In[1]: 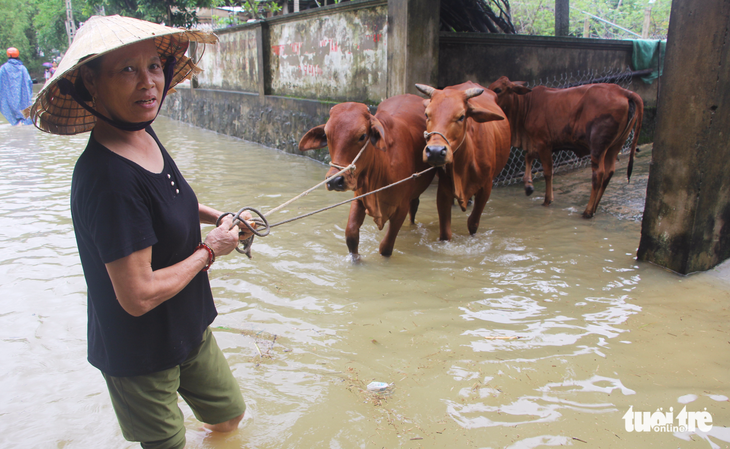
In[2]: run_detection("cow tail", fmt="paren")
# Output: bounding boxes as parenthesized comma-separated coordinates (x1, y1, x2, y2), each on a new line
(625, 91, 644, 183)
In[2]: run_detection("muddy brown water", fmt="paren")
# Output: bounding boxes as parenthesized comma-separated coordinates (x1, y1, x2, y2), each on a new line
(0, 115, 728, 449)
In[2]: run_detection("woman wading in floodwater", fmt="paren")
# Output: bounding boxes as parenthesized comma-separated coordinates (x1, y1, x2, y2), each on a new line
(28, 15, 254, 449)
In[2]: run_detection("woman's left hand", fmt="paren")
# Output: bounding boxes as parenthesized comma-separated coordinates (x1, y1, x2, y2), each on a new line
(204, 215, 241, 257)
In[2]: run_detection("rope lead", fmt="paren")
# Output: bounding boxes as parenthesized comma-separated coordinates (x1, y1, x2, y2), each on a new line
(217, 148, 436, 259)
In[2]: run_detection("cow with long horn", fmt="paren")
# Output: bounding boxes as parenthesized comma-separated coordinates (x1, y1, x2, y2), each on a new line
(415, 81, 511, 241)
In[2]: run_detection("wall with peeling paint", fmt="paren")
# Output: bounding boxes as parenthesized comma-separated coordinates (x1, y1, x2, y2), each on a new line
(164, 0, 660, 154)
(268, 5, 387, 103)
(197, 26, 260, 92)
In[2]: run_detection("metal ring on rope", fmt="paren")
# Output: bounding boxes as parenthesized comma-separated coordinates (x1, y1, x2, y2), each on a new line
(424, 130, 451, 147)
(216, 207, 270, 258)
(213, 137, 430, 259)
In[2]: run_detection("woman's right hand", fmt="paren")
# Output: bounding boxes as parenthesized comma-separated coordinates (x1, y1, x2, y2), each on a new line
(204, 215, 240, 257)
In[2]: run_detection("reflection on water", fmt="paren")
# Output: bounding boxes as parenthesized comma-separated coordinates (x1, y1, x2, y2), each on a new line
(0, 116, 728, 449)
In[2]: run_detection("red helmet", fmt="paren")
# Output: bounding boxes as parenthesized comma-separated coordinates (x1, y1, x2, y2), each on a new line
(6, 47, 19, 58)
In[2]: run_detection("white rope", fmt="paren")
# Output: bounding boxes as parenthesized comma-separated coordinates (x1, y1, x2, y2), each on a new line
(263, 138, 370, 218)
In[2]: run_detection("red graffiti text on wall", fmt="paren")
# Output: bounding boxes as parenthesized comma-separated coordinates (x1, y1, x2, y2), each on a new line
(290, 42, 303, 54)
(300, 64, 323, 77)
(319, 38, 339, 52)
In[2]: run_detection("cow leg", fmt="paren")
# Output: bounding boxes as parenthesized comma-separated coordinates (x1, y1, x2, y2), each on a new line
(584, 147, 619, 218)
(524, 152, 535, 196)
(436, 175, 453, 241)
(345, 200, 367, 256)
(467, 185, 491, 235)
(409, 197, 419, 224)
(380, 206, 409, 256)
(542, 151, 554, 206)
(584, 122, 621, 218)
(583, 158, 605, 219)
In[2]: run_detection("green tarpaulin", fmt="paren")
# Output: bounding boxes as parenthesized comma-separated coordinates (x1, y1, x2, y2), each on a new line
(631, 39, 666, 84)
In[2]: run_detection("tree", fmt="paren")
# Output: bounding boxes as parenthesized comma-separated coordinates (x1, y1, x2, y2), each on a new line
(0, 0, 42, 77)
(510, 0, 671, 39)
(84, 0, 215, 28)
(34, 0, 91, 58)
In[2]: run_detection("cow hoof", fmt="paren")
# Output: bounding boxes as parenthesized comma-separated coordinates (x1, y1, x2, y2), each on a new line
(525, 186, 534, 196)
(582, 212, 594, 219)
(542, 200, 552, 207)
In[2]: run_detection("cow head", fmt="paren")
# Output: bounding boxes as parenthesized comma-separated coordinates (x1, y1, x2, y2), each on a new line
(487, 76, 531, 110)
(298, 102, 386, 192)
(415, 83, 504, 167)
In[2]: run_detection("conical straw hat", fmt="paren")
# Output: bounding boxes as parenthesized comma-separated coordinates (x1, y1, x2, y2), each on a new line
(27, 15, 218, 135)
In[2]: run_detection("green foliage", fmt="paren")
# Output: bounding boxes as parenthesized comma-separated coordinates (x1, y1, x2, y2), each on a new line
(511, 0, 672, 39)
(2, 0, 222, 79)
(211, 14, 243, 27)
(83, 0, 213, 28)
(211, 0, 282, 23)
(34, 0, 91, 60)
(1, 0, 95, 79)
(0, 0, 42, 77)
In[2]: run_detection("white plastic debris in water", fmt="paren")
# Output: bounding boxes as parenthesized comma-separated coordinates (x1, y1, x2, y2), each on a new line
(366, 381, 389, 391)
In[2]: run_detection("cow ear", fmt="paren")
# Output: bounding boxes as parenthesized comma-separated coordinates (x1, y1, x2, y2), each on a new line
(467, 107, 505, 123)
(298, 125, 327, 151)
(511, 83, 531, 95)
(369, 116, 387, 152)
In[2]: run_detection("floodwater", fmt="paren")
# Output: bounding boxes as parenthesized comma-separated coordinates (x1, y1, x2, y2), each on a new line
(0, 114, 728, 449)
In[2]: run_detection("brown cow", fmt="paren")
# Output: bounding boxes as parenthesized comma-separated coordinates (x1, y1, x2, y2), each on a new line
(415, 81, 511, 241)
(298, 94, 436, 257)
(487, 76, 644, 218)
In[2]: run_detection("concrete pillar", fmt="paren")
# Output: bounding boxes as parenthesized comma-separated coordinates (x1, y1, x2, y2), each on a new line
(255, 22, 270, 100)
(386, 0, 440, 96)
(637, 0, 730, 274)
(555, 0, 570, 36)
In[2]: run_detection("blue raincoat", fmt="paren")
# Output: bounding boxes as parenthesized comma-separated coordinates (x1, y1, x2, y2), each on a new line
(0, 58, 33, 125)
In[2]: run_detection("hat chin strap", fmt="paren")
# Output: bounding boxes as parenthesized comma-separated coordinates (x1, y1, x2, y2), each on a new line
(57, 57, 176, 132)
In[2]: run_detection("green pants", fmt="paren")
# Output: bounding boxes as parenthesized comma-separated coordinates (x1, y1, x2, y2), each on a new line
(103, 327, 246, 449)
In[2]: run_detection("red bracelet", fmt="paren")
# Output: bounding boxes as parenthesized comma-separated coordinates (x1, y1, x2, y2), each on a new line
(196, 242, 215, 271)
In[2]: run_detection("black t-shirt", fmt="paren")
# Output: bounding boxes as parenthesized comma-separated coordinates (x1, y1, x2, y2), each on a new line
(71, 127, 217, 377)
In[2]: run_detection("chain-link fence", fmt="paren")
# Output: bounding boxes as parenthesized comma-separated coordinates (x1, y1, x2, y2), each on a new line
(492, 67, 636, 188)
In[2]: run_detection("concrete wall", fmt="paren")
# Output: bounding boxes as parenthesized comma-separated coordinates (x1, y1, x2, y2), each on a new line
(162, 0, 661, 154)
(164, 88, 334, 162)
(437, 33, 660, 143)
(268, 3, 388, 103)
(197, 27, 260, 92)
(387, 0, 440, 96)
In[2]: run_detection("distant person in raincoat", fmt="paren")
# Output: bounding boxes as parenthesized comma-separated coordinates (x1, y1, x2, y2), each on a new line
(0, 47, 34, 125)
